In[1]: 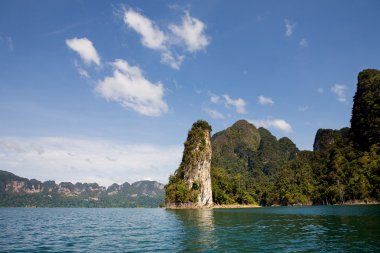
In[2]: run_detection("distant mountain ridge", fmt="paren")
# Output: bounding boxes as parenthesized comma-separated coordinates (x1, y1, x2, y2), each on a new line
(0, 170, 164, 207)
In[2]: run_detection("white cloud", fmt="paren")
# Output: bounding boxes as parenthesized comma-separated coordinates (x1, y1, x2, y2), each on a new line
(74, 60, 89, 78)
(124, 8, 166, 50)
(123, 8, 184, 69)
(284, 19, 295, 37)
(169, 11, 210, 52)
(96, 59, 168, 116)
(331, 84, 348, 103)
(223, 94, 247, 114)
(317, 88, 324, 94)
(66, 37, 101, 66)
(258, 95, 274, 105)
(0, 137, 182, 186)
(78, 68, 89, 78)
(250, 119, 293, 133)
(299, 38, 308, 47)
(203, 108, 225, 119)
(160, 50, 185, 70)
(210, 94, 220, 104)
(123, 9, 209, 69)
(208, 93, 247, 114)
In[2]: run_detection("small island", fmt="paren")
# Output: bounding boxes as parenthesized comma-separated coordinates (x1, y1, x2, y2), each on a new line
(165, 120, 214, 208)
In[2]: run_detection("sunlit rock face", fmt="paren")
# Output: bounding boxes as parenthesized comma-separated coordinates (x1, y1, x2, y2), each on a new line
(165, 120, 213, 208)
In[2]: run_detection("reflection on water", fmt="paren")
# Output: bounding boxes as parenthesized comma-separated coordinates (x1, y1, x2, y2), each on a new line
(167, 209, 216, 252)
(168, 206, 380, 252)
(0, 206, 379, 252)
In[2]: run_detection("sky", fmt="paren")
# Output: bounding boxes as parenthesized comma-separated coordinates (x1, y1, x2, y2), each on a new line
(1, 0, 380, 186)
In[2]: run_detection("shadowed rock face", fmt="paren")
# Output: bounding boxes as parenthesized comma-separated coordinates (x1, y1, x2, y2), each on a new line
(313, 128, 350, 152)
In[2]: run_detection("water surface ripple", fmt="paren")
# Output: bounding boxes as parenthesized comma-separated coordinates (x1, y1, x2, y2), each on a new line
(1, 205, 379, 252)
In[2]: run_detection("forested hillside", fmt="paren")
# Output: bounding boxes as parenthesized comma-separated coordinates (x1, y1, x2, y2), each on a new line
(211, 69, 380, 206)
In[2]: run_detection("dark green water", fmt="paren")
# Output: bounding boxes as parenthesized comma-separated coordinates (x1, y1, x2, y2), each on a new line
(1, 205, 379, 252)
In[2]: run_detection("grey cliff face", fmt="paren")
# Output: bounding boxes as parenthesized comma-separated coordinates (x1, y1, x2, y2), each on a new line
(183, 129, 213, 207)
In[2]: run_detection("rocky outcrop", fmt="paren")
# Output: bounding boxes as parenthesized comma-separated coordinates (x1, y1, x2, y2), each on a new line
(313, 128, 350, 152)
(165, 120, 213, 208)
(183, 125, 213, 207)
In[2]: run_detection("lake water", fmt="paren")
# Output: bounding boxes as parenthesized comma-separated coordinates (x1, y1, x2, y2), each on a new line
(1, 205, 379, 252)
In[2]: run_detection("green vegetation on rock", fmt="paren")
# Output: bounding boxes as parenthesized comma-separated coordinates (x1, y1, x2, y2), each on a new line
(210, 120, 299, 205)
(165, 176, 198, 204)
(165, 120, 213, 207)
(351, 69, 380, 151)
(211, 69, 380, 206)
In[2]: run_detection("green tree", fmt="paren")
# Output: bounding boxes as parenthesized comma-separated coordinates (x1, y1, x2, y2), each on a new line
(351, 69, 380, 151)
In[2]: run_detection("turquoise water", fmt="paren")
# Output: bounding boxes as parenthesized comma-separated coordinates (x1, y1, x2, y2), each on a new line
(1, 206, 379, 252)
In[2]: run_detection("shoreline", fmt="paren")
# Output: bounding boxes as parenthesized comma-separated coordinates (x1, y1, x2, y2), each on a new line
(165, 200, 380, 210)
(335, 200, 380, 205)
(165, 203, 261, 210)
(212, 204, 260, 209)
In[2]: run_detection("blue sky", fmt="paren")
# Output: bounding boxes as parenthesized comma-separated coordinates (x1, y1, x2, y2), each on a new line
(1, 0, 379, 185)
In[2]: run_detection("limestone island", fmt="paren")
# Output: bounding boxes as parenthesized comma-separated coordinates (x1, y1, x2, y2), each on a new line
(165, 120, 259, 209)
(165, 120, 214, 208)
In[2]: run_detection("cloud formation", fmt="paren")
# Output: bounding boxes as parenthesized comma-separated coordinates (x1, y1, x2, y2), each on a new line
(124, 9, 166, 50)
(258, 95, 274, 105)
(331, 84, 348, 103)
(66, 37, 101, 66)
(74, 60, 89, 78)
(284, 19, 295, 37)
(160, 50, 185, 70)
(123, 8, 209, 69)
(250, 119, 293, 133)
(169, 11, 210, 52)
(0, 137, 182, 186)
(223, 94, 247, 114)
(96, 59, 168, 116)
(208, 93, 247, 115)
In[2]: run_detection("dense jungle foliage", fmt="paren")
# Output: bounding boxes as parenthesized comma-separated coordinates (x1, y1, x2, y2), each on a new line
(211, 69, 380, 206)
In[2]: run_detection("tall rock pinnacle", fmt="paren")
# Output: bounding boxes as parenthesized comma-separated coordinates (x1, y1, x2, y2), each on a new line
(165, 120, 213, 208)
